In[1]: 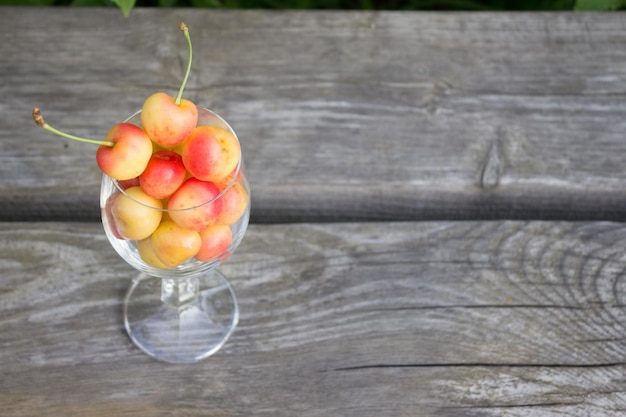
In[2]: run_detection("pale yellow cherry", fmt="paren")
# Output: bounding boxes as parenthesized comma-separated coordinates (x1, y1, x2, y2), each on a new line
(150, 220, 201, 268)
(111, 186, 163, 240)
(137, 238, 169, 268)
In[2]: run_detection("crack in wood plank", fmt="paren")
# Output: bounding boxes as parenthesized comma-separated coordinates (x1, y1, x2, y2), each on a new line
(479, 129, 505, 190)
(329, 362, 626, 372)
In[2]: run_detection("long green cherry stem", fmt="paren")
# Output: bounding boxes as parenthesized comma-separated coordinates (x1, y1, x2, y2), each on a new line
(175, 22, 193, 106)
(32, 108, 115, 147)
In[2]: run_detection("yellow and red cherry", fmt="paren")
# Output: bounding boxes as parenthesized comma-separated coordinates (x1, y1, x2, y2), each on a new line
(110, 186, 163, 240)
(139, 150, 187, 199)
(149, 220, 202, 268)
(216, 181, 248, 226)
(141, 93, 197, 147)
(182, 126, 241, 183)
(167, 178, 222, 231)
(97, 123, 154, 180)
(141, 23, 198, 147)
(32, 109, 152, 181)
(195, 224, 232, 262)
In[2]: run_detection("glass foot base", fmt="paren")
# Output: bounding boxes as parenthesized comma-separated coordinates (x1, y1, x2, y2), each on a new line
(123, 270, 239, 364)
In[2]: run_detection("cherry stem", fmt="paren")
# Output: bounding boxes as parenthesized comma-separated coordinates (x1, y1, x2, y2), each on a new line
(32, 108, 115, 148)
(175, 22, 193, 106)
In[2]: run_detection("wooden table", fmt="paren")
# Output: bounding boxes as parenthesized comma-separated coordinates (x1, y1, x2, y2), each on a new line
(2, 7, 626, 416)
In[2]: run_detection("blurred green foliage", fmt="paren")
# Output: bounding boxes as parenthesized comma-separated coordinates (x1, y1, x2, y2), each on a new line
(0, 0, 624, 10)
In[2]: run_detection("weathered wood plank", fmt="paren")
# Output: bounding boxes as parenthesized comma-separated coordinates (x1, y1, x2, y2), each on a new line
(2, 221, 626, 415)
(1, 9, 626, 221)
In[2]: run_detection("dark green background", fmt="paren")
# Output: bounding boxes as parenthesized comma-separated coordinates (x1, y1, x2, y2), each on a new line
(0, 0, 623, 11)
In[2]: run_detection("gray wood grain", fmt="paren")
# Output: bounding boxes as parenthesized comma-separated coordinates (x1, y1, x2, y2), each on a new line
(2, 221, 626, 416)
(2, 9, 626, 221)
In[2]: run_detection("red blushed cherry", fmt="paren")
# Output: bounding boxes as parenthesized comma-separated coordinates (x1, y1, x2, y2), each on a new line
(215, 181, 248, 226)
(195, 224, 232, 262)
(141, 93, 198, 147)
(182, 125, 241, 183)
(167, 178, 223, 231)
(32, 108, 152, 181)
(139, 150, 187, 199)
(95, 123, 153, 181)
(140, 23, 198, 148)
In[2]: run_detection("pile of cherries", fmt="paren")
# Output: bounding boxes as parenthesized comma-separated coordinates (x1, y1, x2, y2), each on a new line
(33, 23, 248, 268)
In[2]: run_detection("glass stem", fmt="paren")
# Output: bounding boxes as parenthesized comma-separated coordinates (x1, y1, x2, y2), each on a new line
(161, 277, 199, 308)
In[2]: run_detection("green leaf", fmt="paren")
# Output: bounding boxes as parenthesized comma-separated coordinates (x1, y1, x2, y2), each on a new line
(111, 0, 135, 16)
(574, 0, 626, 9)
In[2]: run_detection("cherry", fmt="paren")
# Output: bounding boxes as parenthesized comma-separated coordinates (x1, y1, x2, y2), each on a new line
(167, 178, 222, 231)
(141, 22, 198, 147)
(32, 108, 152, 181)
(139, 149, 187, 199)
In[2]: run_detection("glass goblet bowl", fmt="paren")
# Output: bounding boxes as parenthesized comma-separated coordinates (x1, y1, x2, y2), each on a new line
(100, 106, 250, 364)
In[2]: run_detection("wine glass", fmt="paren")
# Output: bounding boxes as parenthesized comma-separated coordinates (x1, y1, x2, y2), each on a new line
(100, 107, 250, 363)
